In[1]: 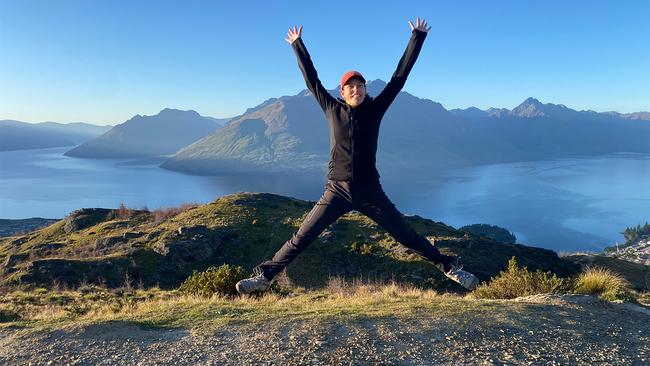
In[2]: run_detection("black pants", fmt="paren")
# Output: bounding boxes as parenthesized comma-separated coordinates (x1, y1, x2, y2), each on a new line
(257, 180, 453, 280)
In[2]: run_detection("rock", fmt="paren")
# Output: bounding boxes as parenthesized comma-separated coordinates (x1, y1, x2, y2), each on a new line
(177, 225, 210, 239)
(2, 253, 29, 269)
(18, 257, 132, 287)
(145, 230, 163, 241)
(63, 208, 113, 233)
(9, 237, 29, 246)
(32, 243, 64, 255)
(122, 232, 144, 240)
(153, 240, 216, 262)
(94, 236, 125, 252)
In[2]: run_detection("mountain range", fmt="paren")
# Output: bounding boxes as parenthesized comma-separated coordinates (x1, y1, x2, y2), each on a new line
(4, 82, 648, 178)
(160, 80, 650, 177)
(0, 120, 111, 151)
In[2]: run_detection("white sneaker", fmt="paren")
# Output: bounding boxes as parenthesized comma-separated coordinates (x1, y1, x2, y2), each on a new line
(236, 270, 271, 294)
(444, 263, 479, 291)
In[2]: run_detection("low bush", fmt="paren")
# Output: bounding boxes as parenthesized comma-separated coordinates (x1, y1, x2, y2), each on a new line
(573, 266, 634, 302)
(152, 203, 199, 224)
(108, 202, 137, 221)
(179, 264, 247, 297)
(473, 257, 567, 299)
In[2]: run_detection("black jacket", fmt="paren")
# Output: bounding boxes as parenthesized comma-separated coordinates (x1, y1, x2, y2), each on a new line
(291, 30, 427, 182)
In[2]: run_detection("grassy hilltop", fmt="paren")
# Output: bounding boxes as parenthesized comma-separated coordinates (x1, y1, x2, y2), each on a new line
(0, 192, 590, 293)
(1, 193, 649, 365)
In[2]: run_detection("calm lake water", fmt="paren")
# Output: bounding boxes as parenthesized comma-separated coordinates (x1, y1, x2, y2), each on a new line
(1, 147, 648, 253)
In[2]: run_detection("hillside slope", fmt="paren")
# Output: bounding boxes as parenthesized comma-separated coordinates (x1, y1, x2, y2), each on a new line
(0, 192, 583, 292)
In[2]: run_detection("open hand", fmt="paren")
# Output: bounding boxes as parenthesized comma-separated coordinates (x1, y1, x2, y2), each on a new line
(408, 17, 431, 32)
(285, 25, 303, 44)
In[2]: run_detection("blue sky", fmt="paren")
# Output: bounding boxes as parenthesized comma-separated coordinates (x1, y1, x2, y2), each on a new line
(1, 0, 649, 125)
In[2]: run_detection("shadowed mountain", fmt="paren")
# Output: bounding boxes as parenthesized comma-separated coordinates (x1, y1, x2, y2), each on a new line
(450, 99, 650, 161)
(64, 109, 223, 159)
(449, 107, 488, 120)
(0, 120, 111, 151)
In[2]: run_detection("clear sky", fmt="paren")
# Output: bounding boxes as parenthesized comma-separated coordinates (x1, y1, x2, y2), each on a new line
(1, 0, 649, 125)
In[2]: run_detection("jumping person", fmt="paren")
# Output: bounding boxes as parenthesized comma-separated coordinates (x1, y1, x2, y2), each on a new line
(236, 18, 478, 294)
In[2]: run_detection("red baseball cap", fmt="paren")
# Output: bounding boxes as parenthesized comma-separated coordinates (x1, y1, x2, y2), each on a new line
(340, 70, 366, 89)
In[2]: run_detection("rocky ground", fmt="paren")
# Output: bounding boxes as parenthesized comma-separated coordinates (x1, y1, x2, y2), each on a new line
(0, 295, 648, 366)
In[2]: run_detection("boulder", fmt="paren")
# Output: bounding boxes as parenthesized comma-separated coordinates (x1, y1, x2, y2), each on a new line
(32, 243, 64, 256)
(153, 240, 215, 262)
(18, 257, 132, 287)
(176, 225, 210, 239)
(2, 253, 29, 270)
(122, 231, 144, 240)
(63, 208, 112, 233)
(94, 236, 125, 252)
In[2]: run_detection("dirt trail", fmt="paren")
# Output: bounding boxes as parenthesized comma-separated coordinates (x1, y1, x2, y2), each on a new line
(1, 295, 648, 366)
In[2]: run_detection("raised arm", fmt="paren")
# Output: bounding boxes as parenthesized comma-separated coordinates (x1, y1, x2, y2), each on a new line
(286, 25, 336, 112)
(375, 18, 430, 112)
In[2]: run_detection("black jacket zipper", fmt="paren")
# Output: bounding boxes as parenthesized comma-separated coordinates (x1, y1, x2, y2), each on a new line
(349, 108, 354, 181)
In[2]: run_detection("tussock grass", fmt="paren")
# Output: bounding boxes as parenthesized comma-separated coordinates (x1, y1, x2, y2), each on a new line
(639, 292, 650, 306)
(472, 258, 643, 303)
(325, 276, 437, 300)
(573, 266, 634, 301)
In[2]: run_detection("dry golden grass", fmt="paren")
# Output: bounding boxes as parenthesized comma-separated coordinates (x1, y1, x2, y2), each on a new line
(1, 277, 490, 334)
(152, 203, 200, 224)
(573, 266, 632, 300)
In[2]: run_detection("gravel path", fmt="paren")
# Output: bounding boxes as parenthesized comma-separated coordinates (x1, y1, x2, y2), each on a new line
(1, 295, 648, 365)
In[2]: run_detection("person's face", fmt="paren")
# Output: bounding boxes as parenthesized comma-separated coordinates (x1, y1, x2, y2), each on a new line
(340, 77, 366, 107)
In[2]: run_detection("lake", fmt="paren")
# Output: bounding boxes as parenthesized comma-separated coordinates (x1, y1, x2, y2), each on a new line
(1, 147, 648, 253)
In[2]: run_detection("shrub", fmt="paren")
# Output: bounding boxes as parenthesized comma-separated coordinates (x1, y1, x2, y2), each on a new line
(108, 203, 136, 221)
(473, 257, 567, 299)
(573, 266, 633, 301)
(152, 203, 199, 224)
(179, 264, 247, 297)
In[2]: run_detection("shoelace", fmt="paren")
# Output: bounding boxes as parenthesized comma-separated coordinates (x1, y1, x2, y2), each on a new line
(447, 257, 464, 273)
(252, 266, 265, 277)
